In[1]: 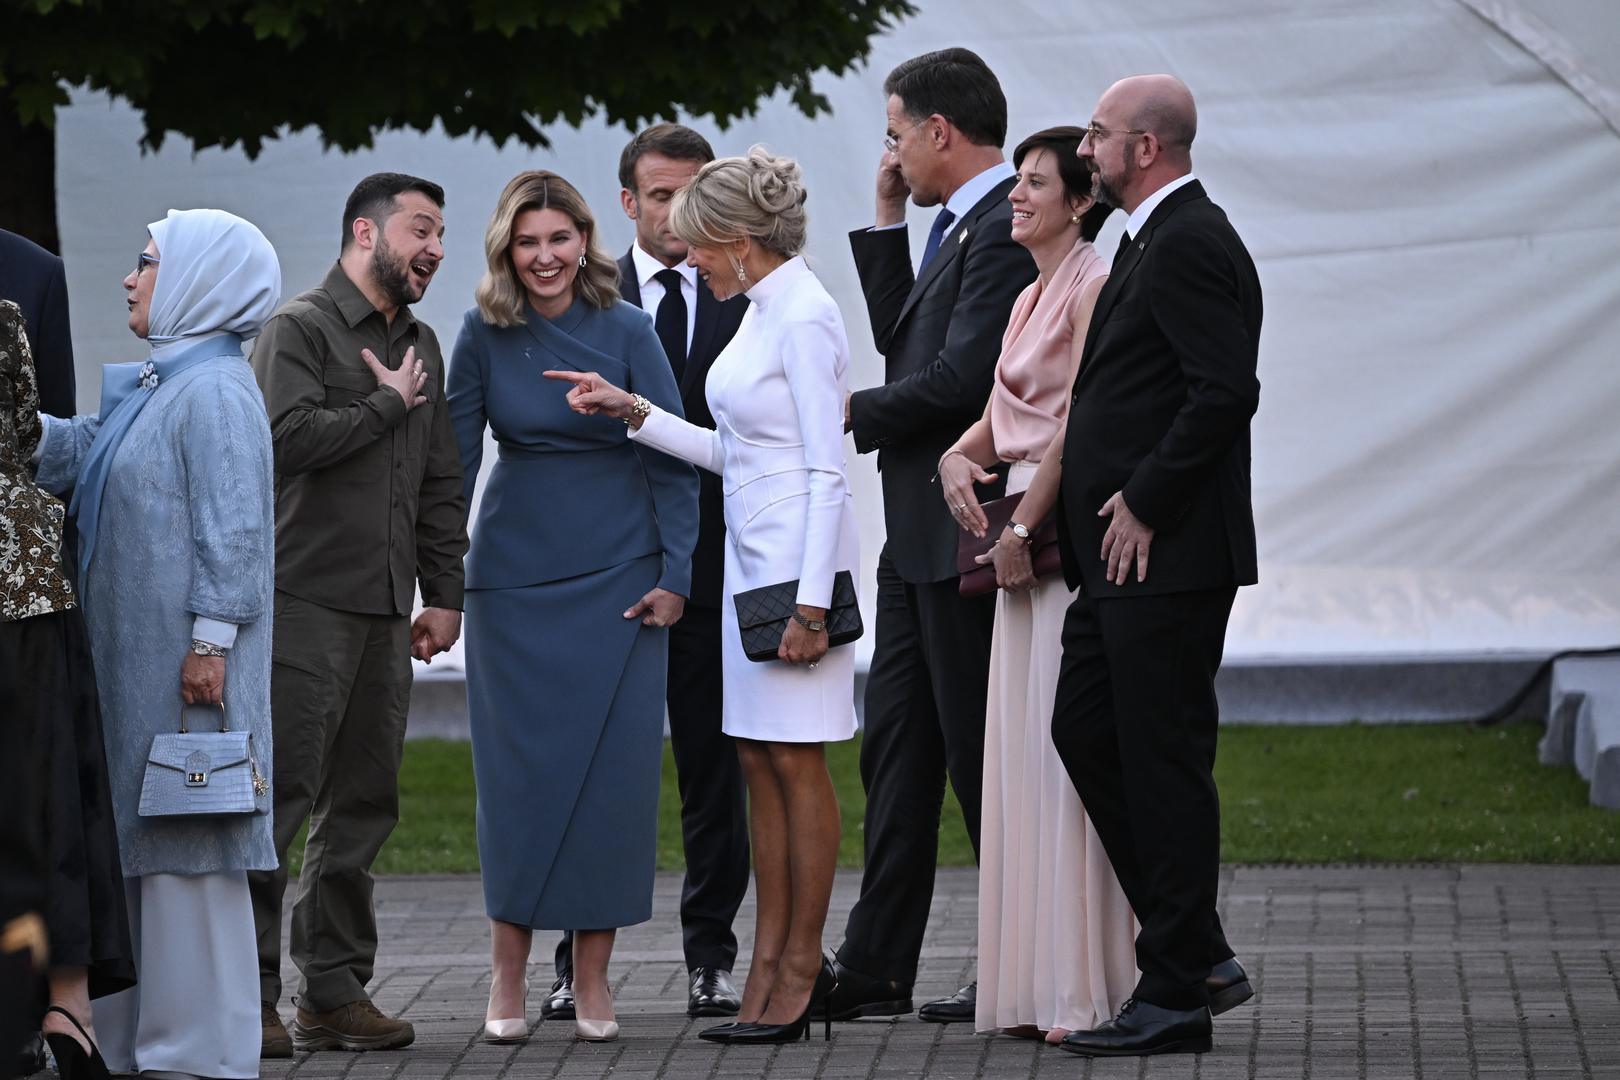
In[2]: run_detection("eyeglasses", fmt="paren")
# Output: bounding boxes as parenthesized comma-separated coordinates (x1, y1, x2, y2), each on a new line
(884, 116, 930, 153)
(135, 253, 160, 277)
(1081, 122, 1147, 144)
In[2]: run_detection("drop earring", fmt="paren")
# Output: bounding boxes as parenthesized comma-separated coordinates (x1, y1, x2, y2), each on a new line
(734, 260, 749, 285)
(578, 253, 587, 268)
(1070, 213, 1083, 224)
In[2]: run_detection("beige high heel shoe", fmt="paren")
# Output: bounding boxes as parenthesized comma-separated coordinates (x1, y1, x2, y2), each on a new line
(483, 976, 530, 1043)
(574, 1017, 619, 1042)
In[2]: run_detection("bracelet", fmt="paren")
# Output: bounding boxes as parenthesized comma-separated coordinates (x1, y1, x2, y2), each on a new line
(190, 639, 227, 658)
(622, 393, 652, 424)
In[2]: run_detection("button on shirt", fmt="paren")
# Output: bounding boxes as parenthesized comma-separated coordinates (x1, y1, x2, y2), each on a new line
(631, 242, 697, 351)
(251, 263, 468, 617)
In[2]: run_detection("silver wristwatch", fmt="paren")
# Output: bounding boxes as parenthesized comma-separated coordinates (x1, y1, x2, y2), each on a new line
(190, 639, 227, 658)
(1009, 522, 1034, 544)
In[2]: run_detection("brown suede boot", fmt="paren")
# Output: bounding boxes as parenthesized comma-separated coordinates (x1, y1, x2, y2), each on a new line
(290, 1000, 415, 1052)
(261, 1005, 293, 1059)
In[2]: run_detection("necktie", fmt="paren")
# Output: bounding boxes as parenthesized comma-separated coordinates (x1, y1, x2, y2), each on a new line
(652, 268, 687, 382)
(919, 207, 957, 274)
(1114, 230, 1133, 268)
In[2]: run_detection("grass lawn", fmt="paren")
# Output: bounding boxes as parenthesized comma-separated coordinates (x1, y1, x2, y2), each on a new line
(285, 722, 1618, 877)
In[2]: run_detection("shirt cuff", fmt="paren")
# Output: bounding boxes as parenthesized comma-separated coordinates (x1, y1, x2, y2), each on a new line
(31, 413, 52, 464)
(192, 617, 238, 649)
(869, 222, 907, 232)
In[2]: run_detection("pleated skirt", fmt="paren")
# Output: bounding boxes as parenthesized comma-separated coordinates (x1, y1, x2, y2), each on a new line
(465, 555, 667, 930)
(975, 461, 1139, 1034)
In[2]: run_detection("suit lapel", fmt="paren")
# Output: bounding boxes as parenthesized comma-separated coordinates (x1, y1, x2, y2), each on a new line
(684, 284, 722, 397)
(1075, 180, 1209, 386)
(617, 250, 642, 309)
(893, 177, 1016, 330)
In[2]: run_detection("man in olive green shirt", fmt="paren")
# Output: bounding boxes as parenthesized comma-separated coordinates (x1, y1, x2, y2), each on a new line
(248, 173, 467, 1056)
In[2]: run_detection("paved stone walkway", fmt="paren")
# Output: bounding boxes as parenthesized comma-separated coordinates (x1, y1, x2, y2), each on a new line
(262, 865, 1619, 1079)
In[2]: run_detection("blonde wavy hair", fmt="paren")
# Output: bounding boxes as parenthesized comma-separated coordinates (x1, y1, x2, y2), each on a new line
(669, 145, 808, 259)
(475, 170, 619, 326)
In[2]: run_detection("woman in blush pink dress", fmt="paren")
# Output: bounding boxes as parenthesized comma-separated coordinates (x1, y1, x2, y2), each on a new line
(937, 126, 1137, 1042)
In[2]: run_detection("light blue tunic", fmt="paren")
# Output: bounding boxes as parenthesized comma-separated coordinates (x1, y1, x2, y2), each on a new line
(37, 349, 276, 877)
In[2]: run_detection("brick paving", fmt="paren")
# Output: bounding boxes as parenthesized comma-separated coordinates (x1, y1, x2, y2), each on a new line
(262, 865, 1620, 1079)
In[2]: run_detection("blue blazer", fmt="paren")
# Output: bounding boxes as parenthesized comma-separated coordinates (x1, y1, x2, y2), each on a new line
(447, 298, 699, 596)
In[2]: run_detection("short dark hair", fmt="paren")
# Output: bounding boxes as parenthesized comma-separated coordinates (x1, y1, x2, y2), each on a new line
(1013, 127, 1113, 241)
(883, 47, 1008, 149)
(618, 124, 717, 193)
(341, 172, 445, 251)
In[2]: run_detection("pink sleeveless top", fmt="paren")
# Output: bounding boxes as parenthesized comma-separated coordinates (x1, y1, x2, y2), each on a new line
(989, 240, 1107, 463)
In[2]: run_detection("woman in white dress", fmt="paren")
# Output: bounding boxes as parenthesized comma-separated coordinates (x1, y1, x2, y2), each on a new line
(548, 146, 859, 1046)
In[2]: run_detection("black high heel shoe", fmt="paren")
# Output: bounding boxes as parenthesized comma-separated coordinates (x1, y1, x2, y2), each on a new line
(43, 1006, 111, 1080)
(726, 955, 838, 1045)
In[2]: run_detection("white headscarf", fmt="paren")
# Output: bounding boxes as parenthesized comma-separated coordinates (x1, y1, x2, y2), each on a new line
(145, 209, 282, 355)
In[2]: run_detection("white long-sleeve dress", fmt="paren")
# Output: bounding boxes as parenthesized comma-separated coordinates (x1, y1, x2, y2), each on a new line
(630, 255, 859, 743)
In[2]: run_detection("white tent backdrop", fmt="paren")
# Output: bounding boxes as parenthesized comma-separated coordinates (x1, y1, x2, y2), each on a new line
(51, 0, 1620, 665)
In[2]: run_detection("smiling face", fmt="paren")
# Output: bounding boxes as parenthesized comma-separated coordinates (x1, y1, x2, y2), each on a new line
(684, 240, 747, 302)
(1009, 148, 1089, 250)
(511, 207, 586, 318)
(369, 191, 445, 307)
(623, 152, 705, 267)
(123, 238, 159, 339)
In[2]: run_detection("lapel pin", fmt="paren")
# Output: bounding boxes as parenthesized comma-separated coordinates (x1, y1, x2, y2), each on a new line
(958, 228, 969, 244)
(1137, 240, 1145, 251)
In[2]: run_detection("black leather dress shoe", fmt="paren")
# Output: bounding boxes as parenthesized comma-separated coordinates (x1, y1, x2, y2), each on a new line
(1057, 998, 1212, 1057)
(688, 968, 742, 1017)
(1207, 957, 1254, 1016)
(16, 1031, 46, 1077)
(917, 981, 976, 1023)
(540, 974, 575, 1021)
(811, 960, 912, 1021)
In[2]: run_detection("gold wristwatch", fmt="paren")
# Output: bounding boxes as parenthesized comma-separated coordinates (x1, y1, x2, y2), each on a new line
(791, 611, 827, 633)
(1009, 522, 1034, 544)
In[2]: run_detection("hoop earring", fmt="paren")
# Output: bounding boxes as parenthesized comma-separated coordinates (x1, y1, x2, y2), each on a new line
(578, 254, 587, 268)
(733, 260, 749, 285)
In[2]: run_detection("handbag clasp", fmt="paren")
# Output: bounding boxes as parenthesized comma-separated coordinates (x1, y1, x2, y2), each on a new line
(184, 750, 210, 786)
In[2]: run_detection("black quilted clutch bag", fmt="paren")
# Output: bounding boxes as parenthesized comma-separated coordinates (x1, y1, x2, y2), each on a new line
(734, 570, 863, 663)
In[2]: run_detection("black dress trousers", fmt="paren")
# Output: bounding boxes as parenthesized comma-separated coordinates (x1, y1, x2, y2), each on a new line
(834, 552, 996, 985)
(1049, 586, 1238, 1010)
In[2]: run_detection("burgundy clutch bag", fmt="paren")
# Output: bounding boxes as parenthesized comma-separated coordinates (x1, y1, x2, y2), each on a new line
(955, 490, 1063, 598)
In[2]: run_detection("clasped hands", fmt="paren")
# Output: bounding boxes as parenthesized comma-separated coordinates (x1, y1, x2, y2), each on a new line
(940, 450, 1035, 593)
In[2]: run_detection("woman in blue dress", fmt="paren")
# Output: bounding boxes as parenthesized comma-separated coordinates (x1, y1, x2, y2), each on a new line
(447, 171, 699, 1045)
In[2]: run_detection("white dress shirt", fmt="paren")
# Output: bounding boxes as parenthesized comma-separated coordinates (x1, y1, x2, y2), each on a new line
(1124, 172, 1198, 239)
(631, 241, 698, 351)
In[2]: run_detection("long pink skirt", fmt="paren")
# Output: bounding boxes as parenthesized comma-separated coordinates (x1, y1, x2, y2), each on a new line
(975, 460, 1138, 1034)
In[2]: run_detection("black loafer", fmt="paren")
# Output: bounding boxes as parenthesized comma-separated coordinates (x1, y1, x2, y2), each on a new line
(917, 981, 976, 1023)
(540, 974, 575, 1021)
(812, 959, 912, 1020)
(688, 968, 742, 1017)
(1207, 957, 1254, 1016)
(1058, 998, 1212, 1057)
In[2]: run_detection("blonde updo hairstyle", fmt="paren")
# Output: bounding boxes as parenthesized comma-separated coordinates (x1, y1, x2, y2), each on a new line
(669, 145, 808, 261)
(475, 170, 620, 327)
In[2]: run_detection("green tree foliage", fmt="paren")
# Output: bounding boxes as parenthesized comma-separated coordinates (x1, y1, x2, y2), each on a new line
(0, 0, 915, 247)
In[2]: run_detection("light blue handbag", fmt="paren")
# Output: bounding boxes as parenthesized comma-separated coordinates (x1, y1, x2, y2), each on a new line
(137, 702, 269, 818)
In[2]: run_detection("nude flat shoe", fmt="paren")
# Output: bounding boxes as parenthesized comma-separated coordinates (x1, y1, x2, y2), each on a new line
(483, 1017, 530, 1043)
(574, 1017, 620, 1042)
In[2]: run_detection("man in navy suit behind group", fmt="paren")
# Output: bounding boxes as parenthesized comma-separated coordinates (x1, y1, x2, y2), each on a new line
(543, 123, 752, 1022)
(0, 227, 76, 417)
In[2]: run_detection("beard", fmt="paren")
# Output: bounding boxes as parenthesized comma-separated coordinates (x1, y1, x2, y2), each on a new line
(370, 234, 422, 308)
(1091, 142, 1135, 209)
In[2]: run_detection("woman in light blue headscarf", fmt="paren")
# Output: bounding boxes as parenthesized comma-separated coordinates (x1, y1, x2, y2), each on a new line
(35, 209, 281, 1080)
